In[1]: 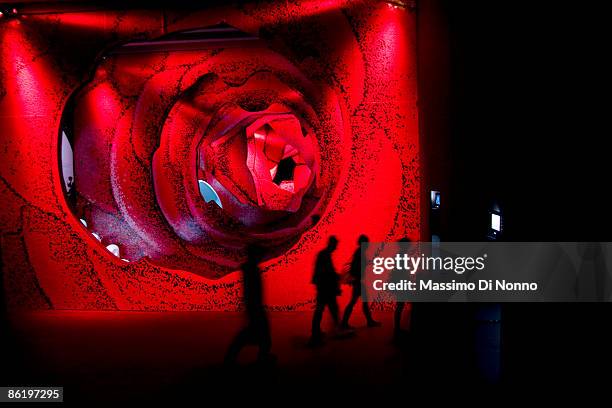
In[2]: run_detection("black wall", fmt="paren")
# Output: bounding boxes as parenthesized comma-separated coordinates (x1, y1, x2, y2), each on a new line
(418, 0, 611, 389)
(420, 0, 610, 242)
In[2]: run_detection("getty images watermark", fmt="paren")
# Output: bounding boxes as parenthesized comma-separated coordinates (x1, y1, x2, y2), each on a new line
(362, 242, 612, 302)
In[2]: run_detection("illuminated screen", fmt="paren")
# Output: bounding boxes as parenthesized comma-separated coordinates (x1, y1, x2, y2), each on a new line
(491, 213, 501, 232)
(430, 190, 440, 209)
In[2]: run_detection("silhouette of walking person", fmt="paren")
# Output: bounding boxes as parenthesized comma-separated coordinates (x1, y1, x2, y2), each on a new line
(393, 237, 413, 342)
(309, 236, 341, 346)
(66, 176, 76, 208)
(341, 235, 381, 329)
(224, 244, 274, 366)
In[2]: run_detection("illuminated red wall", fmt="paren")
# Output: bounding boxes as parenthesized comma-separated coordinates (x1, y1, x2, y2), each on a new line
(0, 1, 420, 311)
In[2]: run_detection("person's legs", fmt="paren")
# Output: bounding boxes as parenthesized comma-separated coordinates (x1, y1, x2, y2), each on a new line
(328, 297, 340, 326)
(311, 298, 325, 339)
(362, 302, 374, 322)
(394, 301, 406, 335)
(224, 327, 252, 364)
(341, 284, 359, 328)
(361, 283, 380, 326)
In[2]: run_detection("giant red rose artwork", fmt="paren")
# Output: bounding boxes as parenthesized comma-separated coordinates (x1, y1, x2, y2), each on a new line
(0, 0, 420, 311)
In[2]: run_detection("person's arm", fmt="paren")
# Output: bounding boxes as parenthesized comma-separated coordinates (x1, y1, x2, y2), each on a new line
(350, 249, 361, 278)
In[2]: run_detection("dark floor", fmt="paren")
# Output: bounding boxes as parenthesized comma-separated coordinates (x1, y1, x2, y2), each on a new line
(1, 308, 503, 402)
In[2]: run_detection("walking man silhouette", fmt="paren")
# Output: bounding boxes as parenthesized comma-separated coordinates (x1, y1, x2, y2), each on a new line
(309, 236, 341, 346)
(341, 235, 381, 329)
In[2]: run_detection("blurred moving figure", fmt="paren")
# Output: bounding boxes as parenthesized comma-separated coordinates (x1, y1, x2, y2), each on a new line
(224, 244, 274, 366)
